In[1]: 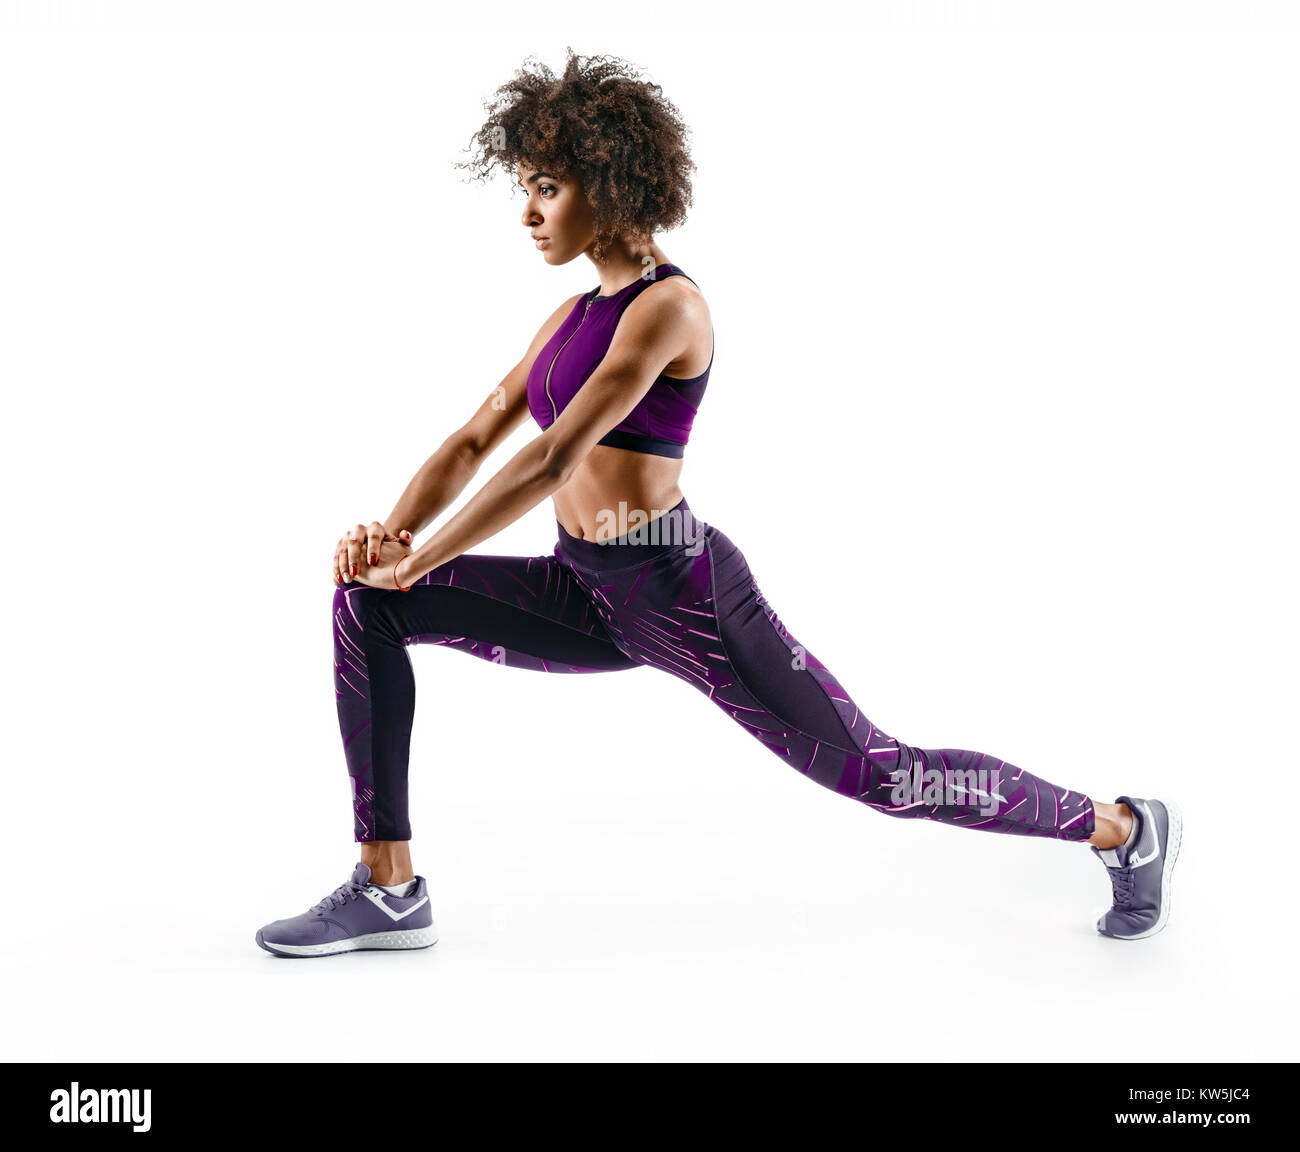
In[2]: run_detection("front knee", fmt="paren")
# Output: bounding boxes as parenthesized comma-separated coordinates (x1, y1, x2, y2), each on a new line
(332, 581, 391, 645)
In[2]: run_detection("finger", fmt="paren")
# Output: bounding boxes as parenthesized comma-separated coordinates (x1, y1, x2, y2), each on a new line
(367, 521, 385, 568)
(334, 537, 346, 584)
(346, 524, 366, 581)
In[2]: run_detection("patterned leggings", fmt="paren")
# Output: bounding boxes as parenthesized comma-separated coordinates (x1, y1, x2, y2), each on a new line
(332, 499, 1096, 844)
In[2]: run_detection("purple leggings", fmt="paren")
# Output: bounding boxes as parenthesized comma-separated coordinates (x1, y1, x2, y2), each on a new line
(332, 499, 1096, 844)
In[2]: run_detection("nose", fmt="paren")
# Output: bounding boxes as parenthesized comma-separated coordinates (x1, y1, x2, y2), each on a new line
(521, 198, 542, 230)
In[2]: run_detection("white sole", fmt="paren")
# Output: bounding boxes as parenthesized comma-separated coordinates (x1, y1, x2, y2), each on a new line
(260, 924, 438, 957)
(1100, 798, 1182, 940)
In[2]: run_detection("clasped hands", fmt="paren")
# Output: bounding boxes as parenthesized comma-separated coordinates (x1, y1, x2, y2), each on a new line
(333, 520, 415, 590)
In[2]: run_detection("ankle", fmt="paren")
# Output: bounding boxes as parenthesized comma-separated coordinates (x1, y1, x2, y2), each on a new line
(359, 839, 414, 887)
(1088, 802, 1134, 850)
(370, 870, 415, 887)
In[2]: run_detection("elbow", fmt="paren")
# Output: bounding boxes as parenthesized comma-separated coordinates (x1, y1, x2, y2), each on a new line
(443, 431, 485, 475)
(536, 436, 579, 488)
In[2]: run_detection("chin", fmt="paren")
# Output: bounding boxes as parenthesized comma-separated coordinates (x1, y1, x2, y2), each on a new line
(543, 246, 580, 267)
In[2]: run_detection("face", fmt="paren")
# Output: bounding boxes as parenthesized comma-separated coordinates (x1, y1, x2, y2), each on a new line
(517, 160, 597, 265)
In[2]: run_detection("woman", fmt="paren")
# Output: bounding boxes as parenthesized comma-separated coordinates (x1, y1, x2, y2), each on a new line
(255, 49, 1181, 957)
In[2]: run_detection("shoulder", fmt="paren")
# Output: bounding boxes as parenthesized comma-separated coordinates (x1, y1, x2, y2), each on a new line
(624, 272, 710, 331)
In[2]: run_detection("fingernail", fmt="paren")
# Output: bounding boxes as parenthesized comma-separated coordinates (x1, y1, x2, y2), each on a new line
(351, 564, 357, 576)
(369, 553, 376, 566)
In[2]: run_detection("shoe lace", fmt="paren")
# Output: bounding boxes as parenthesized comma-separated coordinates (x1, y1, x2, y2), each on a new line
(312, 878, 365, 913)
(1107, 865, 1135, 908)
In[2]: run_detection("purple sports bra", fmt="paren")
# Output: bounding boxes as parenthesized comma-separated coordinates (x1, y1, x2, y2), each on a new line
(525, 262, 713, 458)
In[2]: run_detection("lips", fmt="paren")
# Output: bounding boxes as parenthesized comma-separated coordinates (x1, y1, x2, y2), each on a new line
(533, 236, 549, 248)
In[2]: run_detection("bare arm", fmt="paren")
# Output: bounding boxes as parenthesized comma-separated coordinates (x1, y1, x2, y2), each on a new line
(385, 292, 589, 535)
(336, 293, 589, 582)
(383, 390, 522, 538)
(393, 282, 703, 586)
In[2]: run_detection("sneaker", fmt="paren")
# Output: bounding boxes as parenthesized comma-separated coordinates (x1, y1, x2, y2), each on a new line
(255, 861, 437, 957)
(1091, 795, 1183, 940)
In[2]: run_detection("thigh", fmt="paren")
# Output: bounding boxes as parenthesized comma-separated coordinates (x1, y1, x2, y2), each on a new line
(334, 549, 639, 673)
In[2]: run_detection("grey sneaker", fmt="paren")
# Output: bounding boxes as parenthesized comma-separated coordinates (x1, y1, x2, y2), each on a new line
(1091, 795, 1183, 940)
(256, 861, 437, 957)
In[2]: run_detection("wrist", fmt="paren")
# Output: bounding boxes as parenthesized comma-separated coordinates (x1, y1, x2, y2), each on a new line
(393, 553, 416, 591)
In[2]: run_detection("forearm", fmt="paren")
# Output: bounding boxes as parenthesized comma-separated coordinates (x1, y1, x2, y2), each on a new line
(386, 436, 482, 537)
(398, 437, 567, 584)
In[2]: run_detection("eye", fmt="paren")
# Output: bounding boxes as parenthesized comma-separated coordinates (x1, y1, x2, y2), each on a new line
(539, 183, 557, 197)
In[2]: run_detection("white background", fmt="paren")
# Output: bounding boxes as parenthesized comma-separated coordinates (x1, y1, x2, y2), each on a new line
(3, 0, 1295, 1062)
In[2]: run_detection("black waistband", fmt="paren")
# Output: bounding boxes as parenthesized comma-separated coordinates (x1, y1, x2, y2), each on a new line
(554, 497, 704, 568)
(597, 428, 687, 458)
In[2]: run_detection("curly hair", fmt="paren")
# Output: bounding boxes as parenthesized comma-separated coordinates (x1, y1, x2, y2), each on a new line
(455, 47, 695, 264)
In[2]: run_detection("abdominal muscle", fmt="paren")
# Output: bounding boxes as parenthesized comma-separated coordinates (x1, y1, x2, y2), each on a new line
(549, 445, 685, 541)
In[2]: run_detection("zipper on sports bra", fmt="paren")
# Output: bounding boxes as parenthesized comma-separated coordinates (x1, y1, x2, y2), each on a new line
(543, 296, 593, 422)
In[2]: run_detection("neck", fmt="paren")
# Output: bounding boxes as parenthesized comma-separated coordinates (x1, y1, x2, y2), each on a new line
(588, 241, 671, 296)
